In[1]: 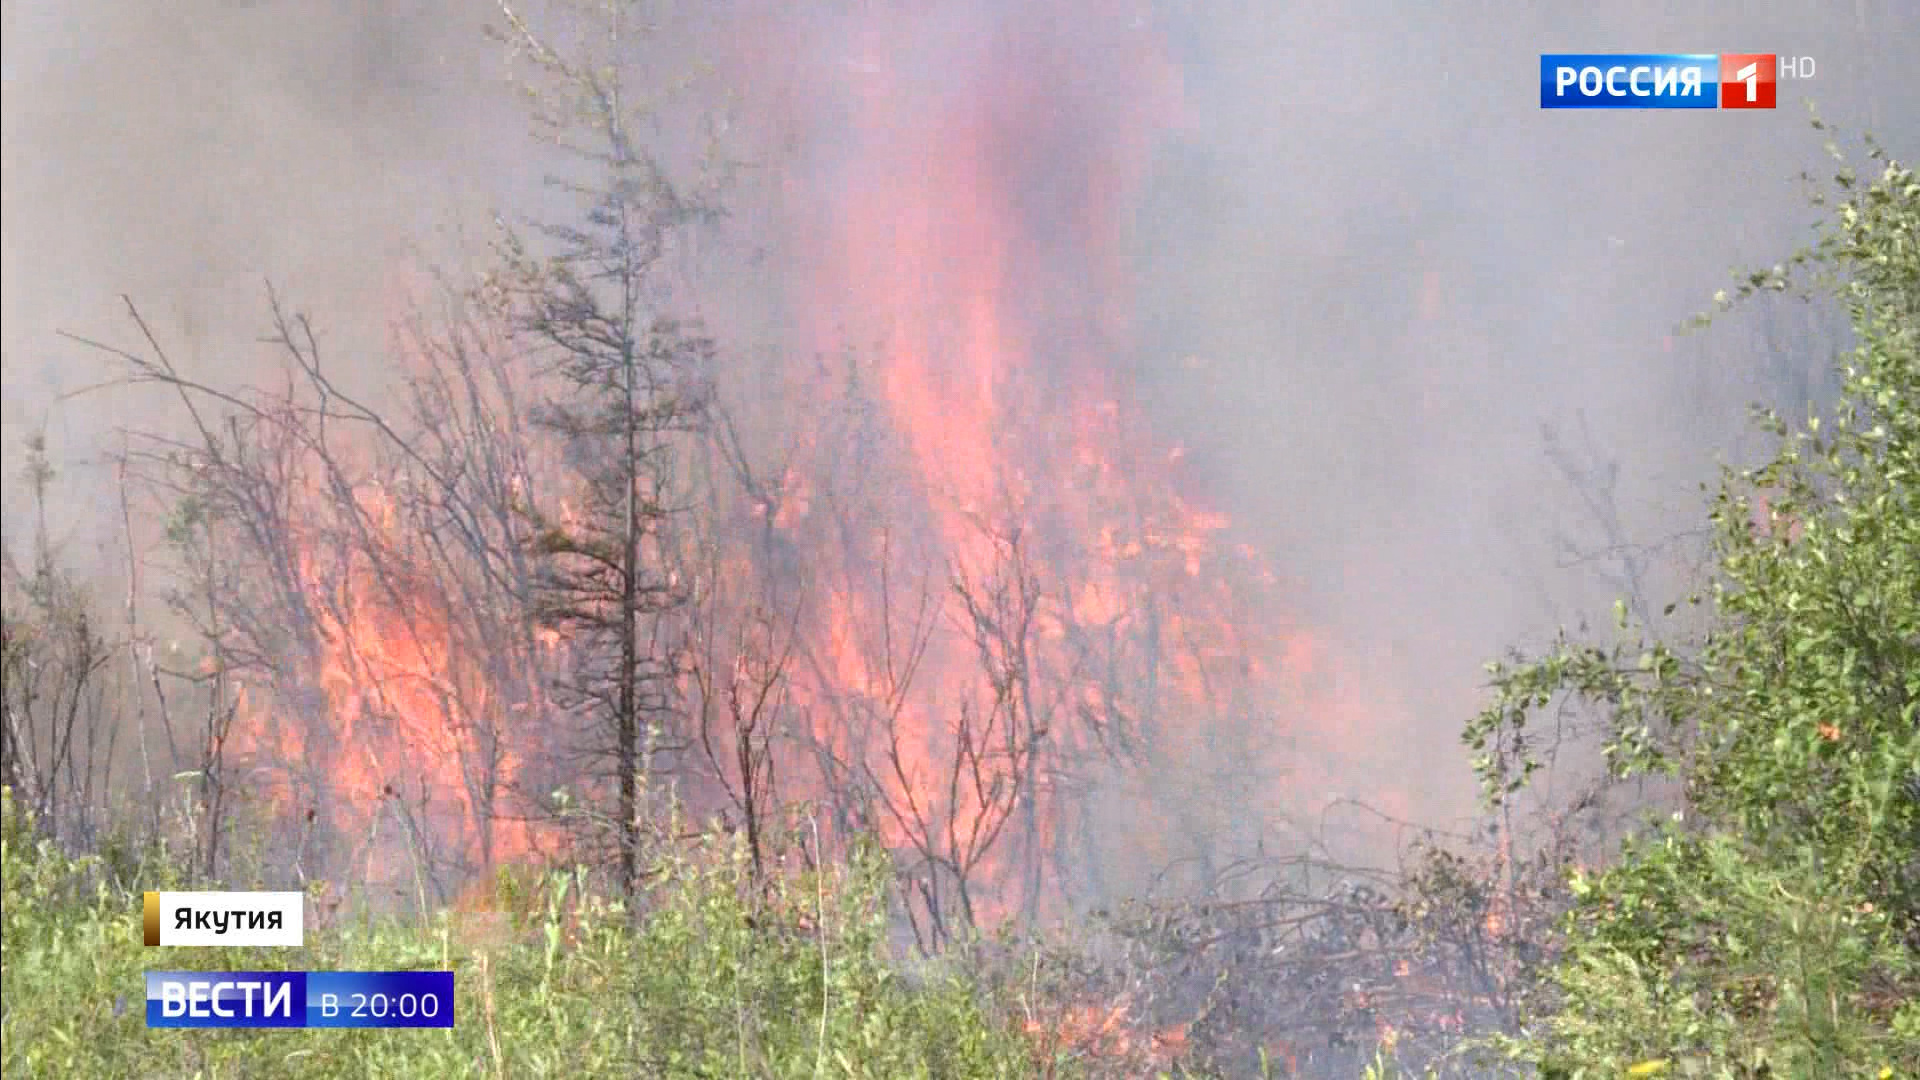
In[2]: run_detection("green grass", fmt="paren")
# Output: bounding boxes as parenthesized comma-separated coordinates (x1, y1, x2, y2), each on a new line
(1, 790, 1044, 1079)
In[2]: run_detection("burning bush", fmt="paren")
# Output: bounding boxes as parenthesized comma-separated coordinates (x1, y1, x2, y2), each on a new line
(56, 0, 1419, 950)
(949, 814, 1566, 1079)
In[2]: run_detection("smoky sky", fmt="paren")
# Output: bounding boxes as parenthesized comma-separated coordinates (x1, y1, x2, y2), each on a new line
(4, 0, 1916, 834)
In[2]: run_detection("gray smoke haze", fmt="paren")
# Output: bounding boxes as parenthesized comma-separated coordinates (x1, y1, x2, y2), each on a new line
(4, 0, 1916, 859)
(2, 0, 524, 525)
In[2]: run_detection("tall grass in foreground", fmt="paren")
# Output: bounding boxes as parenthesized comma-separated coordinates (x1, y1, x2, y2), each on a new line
(0, 788, 1046, 1079)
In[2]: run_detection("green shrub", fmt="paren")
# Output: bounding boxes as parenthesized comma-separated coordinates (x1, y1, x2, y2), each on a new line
(1464, 137, 1920, 1078)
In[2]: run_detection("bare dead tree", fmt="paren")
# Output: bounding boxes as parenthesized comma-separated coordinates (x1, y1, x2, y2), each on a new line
(72, 303, 338, 870)
(64, 291, 559, 895)
(113, 449, 173, 838)
(690, 598, 799, 883)
(372, 284, 565, 878)
(947, 522, 1051, 924)
(144, 482, 246, 881)
(685, 376, 869, 882)
(803, 521, 1050, 952)
(783, 522, 936, 923)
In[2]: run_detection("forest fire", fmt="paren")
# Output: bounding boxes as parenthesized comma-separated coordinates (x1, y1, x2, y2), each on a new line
(11, 1, 1912, 1076)
(226, 479, 561, 897)
(757, 4, 1390, 924)
(206, 2, 1399, 938)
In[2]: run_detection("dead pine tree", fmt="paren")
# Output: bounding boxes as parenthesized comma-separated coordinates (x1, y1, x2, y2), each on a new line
(489, 0, 719, 896)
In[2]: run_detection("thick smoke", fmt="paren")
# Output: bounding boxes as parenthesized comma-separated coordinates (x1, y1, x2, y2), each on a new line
(1124, 0, 1918, 828)
(4, 0, 1916, 880)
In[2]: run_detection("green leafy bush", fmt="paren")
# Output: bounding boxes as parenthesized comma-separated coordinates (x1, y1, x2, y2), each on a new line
(1464, 137, 1920, 1078)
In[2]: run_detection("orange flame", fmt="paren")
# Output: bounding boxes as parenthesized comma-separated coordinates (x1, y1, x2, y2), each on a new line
(229, 426, 564, 896)
(230, 3, 1406, 924)
(754, 2, 1398, 922)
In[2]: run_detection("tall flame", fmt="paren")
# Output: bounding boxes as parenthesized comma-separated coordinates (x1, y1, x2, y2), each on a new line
(224, 2, 1405, 923)
(750, 3, 1393, 918)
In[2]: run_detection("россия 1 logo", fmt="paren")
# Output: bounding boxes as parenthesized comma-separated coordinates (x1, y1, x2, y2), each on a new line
(1717, 54, 1779, 109)
(1540, 54, 1779, 109)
